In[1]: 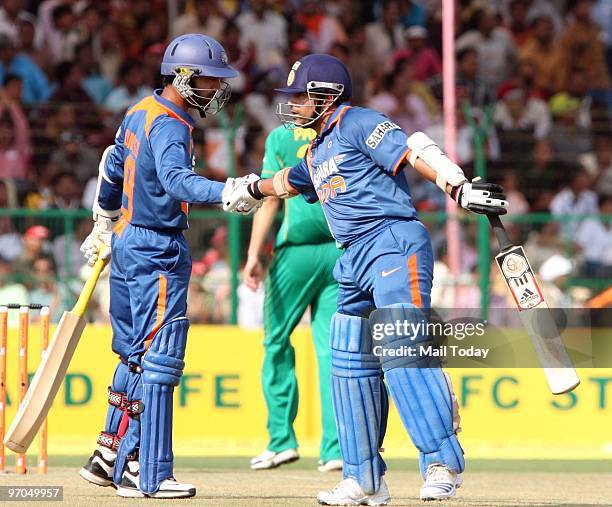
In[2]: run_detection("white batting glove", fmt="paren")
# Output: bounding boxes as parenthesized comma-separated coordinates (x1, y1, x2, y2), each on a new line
(222, 174, 263, 214)
(451, 180, 508, 215)
(80, 215, 116, 266)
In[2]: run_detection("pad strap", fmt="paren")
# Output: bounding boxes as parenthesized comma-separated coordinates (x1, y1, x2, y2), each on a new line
(107, 388, 125, 408)
(97, 431, 121, 450)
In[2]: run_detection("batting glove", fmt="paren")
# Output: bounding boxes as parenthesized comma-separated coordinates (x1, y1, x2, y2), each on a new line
(452, 180, 508, 215)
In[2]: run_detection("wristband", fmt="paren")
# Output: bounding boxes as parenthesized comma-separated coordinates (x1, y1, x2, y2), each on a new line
(247, 181, 265, 200)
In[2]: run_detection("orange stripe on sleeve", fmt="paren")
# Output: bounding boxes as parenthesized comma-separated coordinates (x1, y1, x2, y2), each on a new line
(147, 273, 167, 341)
(408, 253, 422, 308)
(392, 148, 412, 176)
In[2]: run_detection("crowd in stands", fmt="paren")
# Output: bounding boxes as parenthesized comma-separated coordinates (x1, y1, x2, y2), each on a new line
(0, 0, 609, 322)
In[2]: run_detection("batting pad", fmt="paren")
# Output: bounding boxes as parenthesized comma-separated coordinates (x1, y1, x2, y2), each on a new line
(381, 303, 464, 478)
(140, 317, 189, 494)
(331, 312, 388, 494)
(104, 360, 129, 435)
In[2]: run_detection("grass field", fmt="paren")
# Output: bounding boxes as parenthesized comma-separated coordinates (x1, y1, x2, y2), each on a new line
(2, 457, 612, 506)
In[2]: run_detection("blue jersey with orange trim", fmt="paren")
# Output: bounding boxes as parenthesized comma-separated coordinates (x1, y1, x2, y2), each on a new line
(98, 90, 224, 230)
(287, 103, 417, 246)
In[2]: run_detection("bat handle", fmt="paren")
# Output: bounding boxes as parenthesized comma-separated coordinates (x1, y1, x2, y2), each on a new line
(487, 214, 514, 252)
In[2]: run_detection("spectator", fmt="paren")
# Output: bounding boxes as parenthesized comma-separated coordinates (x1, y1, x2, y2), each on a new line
(0, 255, 28, 323)
(493, 85, 552, 169)
(518, 15, 559, 95)
(524, 221, 566, 272)
(172, 0, 224, 39)
(539, 254, 574, 307)
(52, 218, 89, 277)
(456, 46, 496, 109)
(75, 42, 113, 105)
(141, 42, 164, 89)
(12, 224, 51, 283)
(499, 0, 564, 35)
(506, 0, 532, 47)
(16, 17, 45, 72)
(549, 91, 593, 167)
(368, 61, 430, 134)
(51, 171, 81, 209)
(0, 180, 22, 261)
(552, 0, 610, 92)
(104, 59, 152, 114)
(456, 8, 517, 87)
(0, 86, 31, 179)
(502, 170, 529, 215)
(92, 23, 122, 84)
(0, 34, 51, 105)
(399, 0, 426, 28)
(50, 131, 99, 184)
(497, 58, 546, 100)
(390, 26, 441, 82)
(0, 0, 29, 43)
(592, 0, 612, 71)
(575, 194, 612, 277)
(592, 131, 612, 195)
(236, 0, 287, 72)
(550, 170, 598, 238)
(35, 2, 80, 64)
(28, 254, 63, 321)
(365, 0, 404, 63)
(48, 61, 100, 137)
(295, 0, 348, 53)
(344, 25, 377, 105)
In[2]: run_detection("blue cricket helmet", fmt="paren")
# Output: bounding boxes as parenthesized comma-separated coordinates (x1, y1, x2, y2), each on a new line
(276, 53, 352, 98)
(160, 34, 238, 116)
(161, 33, 238, 79)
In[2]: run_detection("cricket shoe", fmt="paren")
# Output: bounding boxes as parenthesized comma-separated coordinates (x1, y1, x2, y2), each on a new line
(317, 477, 390, 506)
(250, 448, 299, 470)
(79, 446, 116, 487)
(420, 464, 460, 501)
(116, 460, 196, 499)
(318, 459, 344, 472)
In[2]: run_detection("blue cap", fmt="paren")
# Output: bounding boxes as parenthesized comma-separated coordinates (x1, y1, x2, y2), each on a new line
(276, 54, 352, 98)
(161, 34, 238, 79)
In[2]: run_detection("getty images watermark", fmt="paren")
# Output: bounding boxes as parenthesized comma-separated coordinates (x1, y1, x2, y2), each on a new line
(368, 307, 489, 368)
(363, 307, 609, 369)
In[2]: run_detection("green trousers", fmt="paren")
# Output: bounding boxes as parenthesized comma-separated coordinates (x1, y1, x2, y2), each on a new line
(263, 242, 341, 461)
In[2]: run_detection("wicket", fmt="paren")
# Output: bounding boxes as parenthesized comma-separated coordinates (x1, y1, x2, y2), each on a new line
(0, 304, 49, 474)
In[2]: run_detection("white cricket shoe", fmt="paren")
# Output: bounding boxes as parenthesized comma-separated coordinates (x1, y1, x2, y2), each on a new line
(420, 464, 460, 501)
(318, 459, 344, 472)
(250, 448, 299, 470)
(79, 446, 116, 487)
(317, 477, 390, 506)
(148, 478, 196, 499)
(116, 460, 196, 499)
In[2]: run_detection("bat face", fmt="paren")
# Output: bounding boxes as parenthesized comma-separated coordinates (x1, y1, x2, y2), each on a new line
(494, 245, 580, 395)
(496, 247, 545, 311)
(4, 311, 86, 453)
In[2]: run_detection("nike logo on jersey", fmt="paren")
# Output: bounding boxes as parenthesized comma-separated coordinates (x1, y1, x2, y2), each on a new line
(381, 267, 402, 277)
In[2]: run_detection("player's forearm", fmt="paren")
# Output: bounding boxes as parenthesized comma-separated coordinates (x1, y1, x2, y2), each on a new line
(247, 196, 279, 257)
(253, 170, 299, 199)
(407, 132, 467, 196)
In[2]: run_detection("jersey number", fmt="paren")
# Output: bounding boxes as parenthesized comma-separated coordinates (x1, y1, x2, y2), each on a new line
(122, 154, 136, 221)
(317, 175, 346, 203)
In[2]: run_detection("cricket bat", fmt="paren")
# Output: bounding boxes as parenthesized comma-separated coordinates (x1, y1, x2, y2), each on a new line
(488, 215, 580, 395)
(4, 254, 108, 453)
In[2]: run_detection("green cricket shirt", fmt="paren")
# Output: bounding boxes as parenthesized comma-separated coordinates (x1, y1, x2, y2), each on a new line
(261, 126, 335, 248)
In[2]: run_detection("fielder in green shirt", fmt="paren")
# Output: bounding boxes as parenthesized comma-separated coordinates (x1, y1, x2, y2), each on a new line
(244, 125, 342, 471)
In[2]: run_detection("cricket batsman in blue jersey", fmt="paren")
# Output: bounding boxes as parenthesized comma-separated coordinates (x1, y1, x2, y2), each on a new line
(224, 54, 508, 504)
(77, 34, 259, 498)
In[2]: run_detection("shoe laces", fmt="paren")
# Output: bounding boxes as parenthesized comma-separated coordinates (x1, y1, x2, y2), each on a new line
(331, 479, 357, 494)
(426, 464, 452, 482)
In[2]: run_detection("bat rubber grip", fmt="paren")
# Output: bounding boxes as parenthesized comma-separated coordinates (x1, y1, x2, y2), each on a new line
(488, 215, 513, 252)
